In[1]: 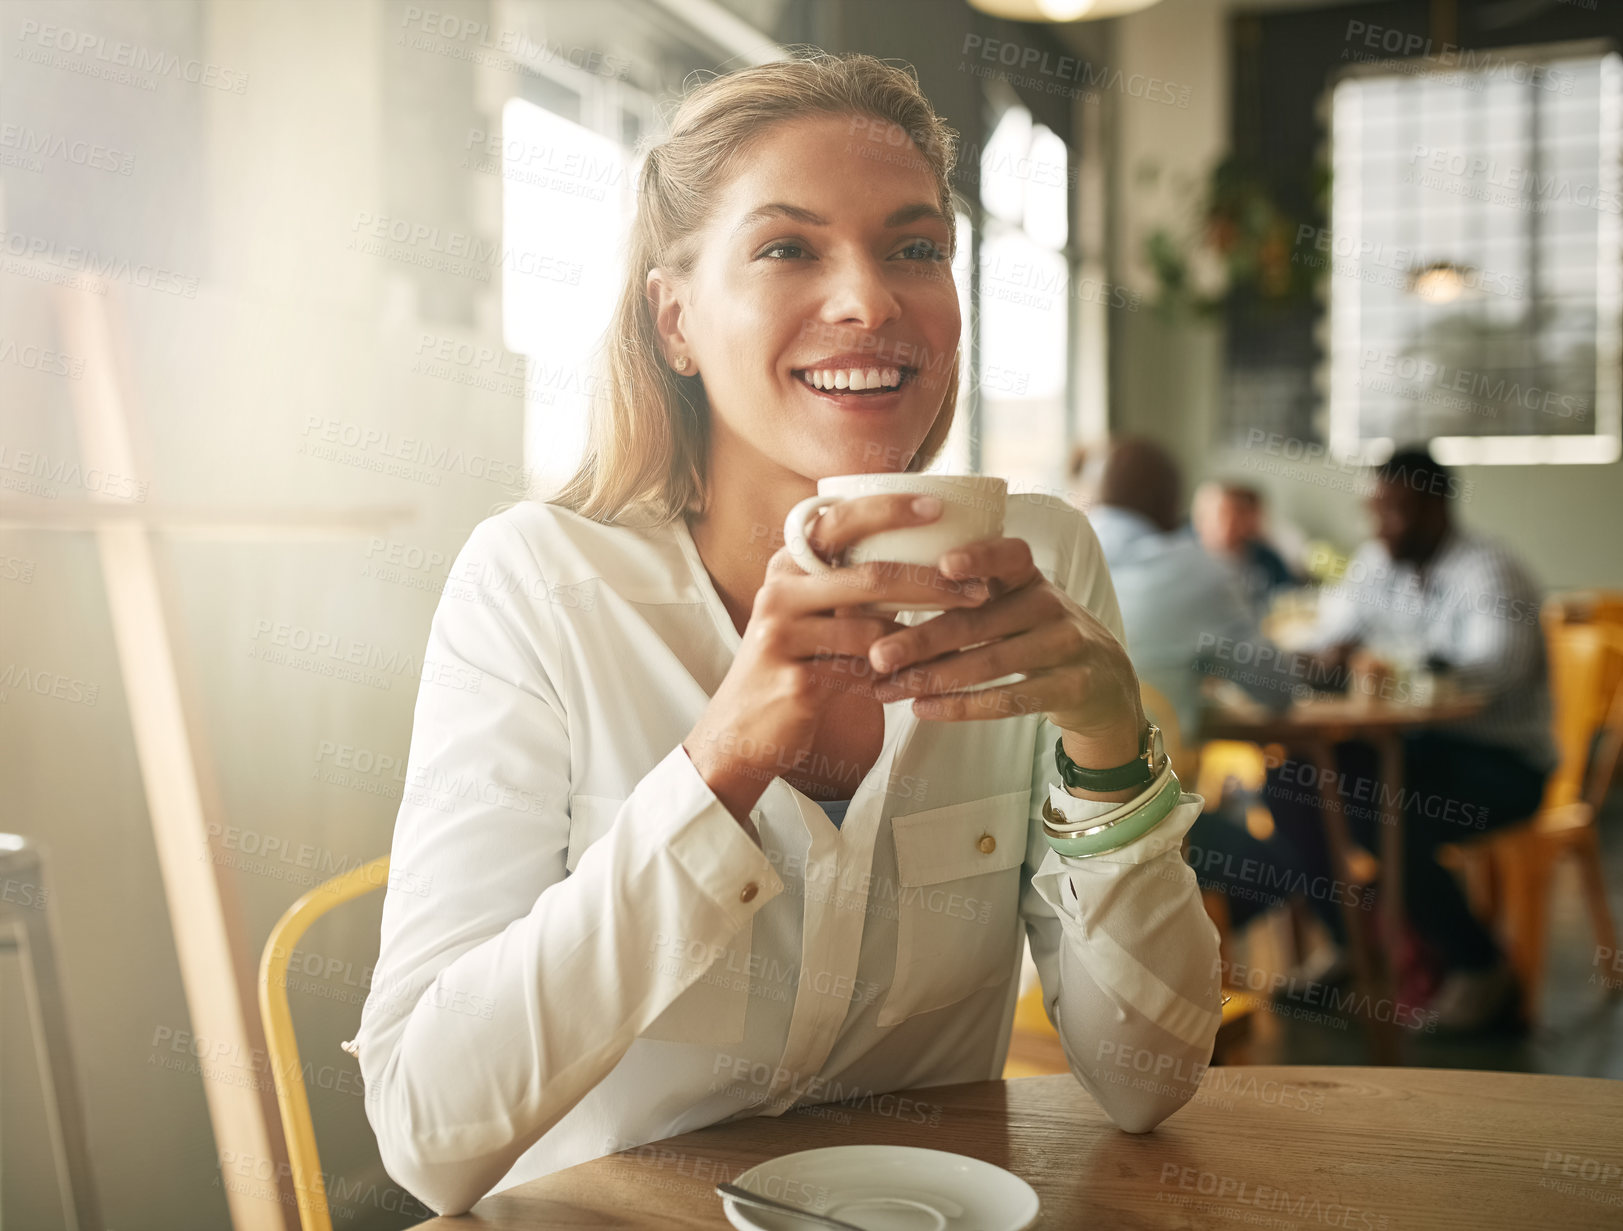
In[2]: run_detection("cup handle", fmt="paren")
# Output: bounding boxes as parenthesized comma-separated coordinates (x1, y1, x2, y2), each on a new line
(782, 494, 842, 574)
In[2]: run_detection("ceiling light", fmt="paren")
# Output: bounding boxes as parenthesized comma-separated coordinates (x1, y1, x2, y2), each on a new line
(1408, 262, 1472, 304)
(968, 0, 1165, 21)
(1038, 0, 1097, 18)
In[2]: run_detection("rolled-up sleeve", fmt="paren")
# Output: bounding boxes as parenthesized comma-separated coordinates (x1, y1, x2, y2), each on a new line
(1017, 507, 1223, 1133)
(354, 514, 782, 1215)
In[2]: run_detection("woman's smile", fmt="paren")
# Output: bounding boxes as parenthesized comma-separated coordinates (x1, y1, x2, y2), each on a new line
(791, 353, 918, 411)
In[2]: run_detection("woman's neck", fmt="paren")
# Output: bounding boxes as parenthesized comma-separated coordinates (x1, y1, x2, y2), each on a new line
(686, 446, 816, 638)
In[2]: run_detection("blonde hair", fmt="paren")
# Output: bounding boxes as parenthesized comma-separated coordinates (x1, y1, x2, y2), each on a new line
(546, 49, 962, 529)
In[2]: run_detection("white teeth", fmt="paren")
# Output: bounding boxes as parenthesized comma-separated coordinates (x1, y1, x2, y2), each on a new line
(800, 367, 904, 391)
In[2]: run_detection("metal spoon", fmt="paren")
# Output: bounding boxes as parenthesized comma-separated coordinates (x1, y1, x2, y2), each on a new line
(716, 1181, 867, 1230)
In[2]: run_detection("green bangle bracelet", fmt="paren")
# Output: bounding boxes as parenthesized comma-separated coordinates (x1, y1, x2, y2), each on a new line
(1041, 773, 1183, 859)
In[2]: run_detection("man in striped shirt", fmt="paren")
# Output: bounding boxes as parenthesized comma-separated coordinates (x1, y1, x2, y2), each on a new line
(1266, 446, 1555, 1033)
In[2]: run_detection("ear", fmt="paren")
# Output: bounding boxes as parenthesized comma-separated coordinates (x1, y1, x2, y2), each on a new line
(646, 267, 698, 376)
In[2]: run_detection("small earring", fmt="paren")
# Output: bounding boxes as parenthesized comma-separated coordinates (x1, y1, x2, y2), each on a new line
(673, 355, 691, 373)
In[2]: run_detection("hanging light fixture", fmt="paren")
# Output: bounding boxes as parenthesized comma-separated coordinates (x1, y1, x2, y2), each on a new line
(1408, 261, 1474, 304)
(966, 0, 1166, 21)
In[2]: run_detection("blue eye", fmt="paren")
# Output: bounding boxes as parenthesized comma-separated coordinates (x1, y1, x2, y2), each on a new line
(898, 239, 947, 261)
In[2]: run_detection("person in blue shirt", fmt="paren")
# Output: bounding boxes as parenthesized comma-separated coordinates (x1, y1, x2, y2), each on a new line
(1074, 439, 1335, 952)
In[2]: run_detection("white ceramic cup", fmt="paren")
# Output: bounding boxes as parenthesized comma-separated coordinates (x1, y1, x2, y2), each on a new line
(782, 473, 1007, 613)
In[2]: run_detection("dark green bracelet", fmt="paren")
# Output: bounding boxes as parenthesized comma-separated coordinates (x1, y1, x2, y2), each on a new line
(1053, 722, 1161, 793)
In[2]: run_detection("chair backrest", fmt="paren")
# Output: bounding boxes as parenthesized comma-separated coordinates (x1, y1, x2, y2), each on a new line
(1548, 588, 1623, 624)
(1140, 680, 1198, 783)
(258, 856, 391, 1231)
(1548, 590, 1623, 711)
(1542, 613, 1623, 811)
(1580, 629, 1623, 814)
(1583, 594, 1623, 737)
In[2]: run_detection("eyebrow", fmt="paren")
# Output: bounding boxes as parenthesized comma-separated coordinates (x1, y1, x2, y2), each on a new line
(731, 201, 949, 238)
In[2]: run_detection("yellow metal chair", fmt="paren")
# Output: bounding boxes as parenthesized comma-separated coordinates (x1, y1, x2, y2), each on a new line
(1445, 616, 1623, 1020)
(258, 856, 391, 1231)
(1545, 590, 1623, 739)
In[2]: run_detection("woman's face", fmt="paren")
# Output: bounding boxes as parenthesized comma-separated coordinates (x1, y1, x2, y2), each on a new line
(651, 112, 962, 483)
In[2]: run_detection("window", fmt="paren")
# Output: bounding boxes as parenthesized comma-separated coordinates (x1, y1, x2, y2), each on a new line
(501, 56, 657, 494)
(968, 101, 1073, 487)
(1326, 41, 1622, 465)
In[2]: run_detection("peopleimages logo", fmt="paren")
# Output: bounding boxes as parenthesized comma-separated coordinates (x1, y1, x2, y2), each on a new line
(1407, 144, 1621, 217)
(1341, 20, 1576, 95)
(1292, 224, 1524, 299)
(0, 230, 200, 298)
(15, 18, 250, 93)
(0, 123, 135, 174)
(397, 6, 630, 79)
(1360, 348, 1588, 421)
(959, 34, 1191, 108)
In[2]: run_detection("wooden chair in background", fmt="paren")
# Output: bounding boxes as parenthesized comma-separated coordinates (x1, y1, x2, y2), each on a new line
(1444, 613, 1623, 1021)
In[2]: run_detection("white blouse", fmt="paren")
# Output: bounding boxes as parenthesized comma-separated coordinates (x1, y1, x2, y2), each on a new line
(354, 491, 1222, 1216)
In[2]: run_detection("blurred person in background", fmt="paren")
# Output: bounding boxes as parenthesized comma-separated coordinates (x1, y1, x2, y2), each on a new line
(1265, 446, 1556, 1033)
(1192, 480, 1304, 619)
(1073, 439, 1340, 957)
(1074, 439, 1298, 741)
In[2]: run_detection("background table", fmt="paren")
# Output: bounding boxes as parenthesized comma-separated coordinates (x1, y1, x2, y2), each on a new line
(411, 1068, 1623, 1228)
(1200, 695, 1483, 1062)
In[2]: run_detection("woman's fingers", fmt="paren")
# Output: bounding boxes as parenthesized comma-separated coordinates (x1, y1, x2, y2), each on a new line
(803, 492, 944, 563)
(872, 624, 1077, 703)
(771, 556, 987, 614)
(936, 535, 1041, 590)
(768, 500, 1026, 616)
(770, 614, 911, 703)
(867, 579, 1053, 675)
(908, 674, 1068, 721)
(784, 613, 904, 662)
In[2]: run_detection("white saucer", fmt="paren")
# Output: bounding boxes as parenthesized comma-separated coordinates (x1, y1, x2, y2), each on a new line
(722, 1145, 1040, 1231)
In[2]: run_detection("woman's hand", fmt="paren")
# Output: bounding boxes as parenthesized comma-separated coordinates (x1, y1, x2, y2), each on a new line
(683, 493, 987, 836)
(865, 535, 1146, 780)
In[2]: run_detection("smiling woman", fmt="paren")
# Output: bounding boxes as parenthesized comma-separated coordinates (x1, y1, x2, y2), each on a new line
(354, 49, 1221, 1219)
(551, 52, 964, 531)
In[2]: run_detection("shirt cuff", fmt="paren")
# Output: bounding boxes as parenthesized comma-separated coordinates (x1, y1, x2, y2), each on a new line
(648, 744, 784, 923)
(1045, 786, 1206, 873)
(1045, 781, 1121, 824)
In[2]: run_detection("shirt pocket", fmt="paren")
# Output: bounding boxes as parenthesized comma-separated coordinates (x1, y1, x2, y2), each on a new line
(566, 792, 752, 1045)
(877, 789, 1031, 1028)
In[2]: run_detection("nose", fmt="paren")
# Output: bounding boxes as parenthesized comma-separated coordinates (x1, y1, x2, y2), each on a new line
(818, 252, 902, 331)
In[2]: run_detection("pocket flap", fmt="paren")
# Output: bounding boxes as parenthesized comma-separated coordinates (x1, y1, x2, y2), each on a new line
(889, 789, 1030, 886)
(565, 794, 624, 872)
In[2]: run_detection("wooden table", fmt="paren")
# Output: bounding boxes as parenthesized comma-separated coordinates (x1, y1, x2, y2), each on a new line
(411, 1069, 1623, 1228)
(1200, 694, 1483, 1063)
